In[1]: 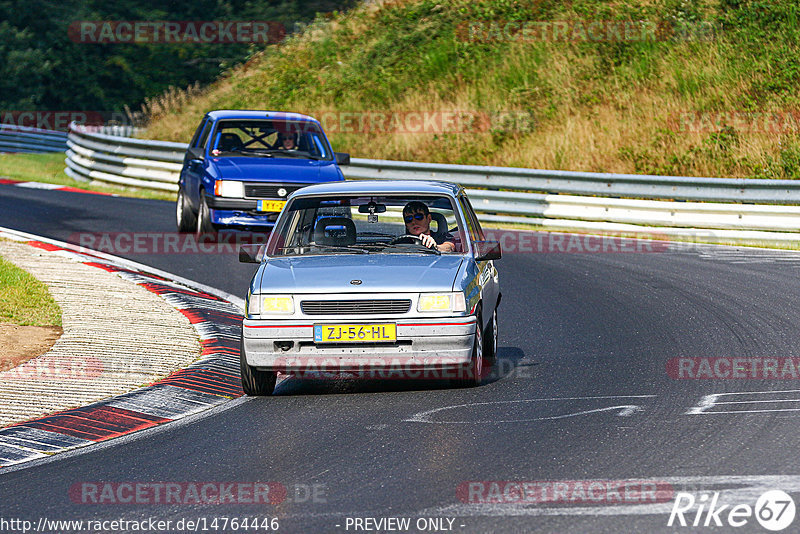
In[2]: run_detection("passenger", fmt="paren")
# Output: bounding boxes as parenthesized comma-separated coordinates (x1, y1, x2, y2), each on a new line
(402, 201, 456, 252)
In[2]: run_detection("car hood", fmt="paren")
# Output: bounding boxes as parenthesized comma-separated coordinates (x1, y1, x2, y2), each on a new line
(256, 254, 464, 294)
(209, 157, 340, 182)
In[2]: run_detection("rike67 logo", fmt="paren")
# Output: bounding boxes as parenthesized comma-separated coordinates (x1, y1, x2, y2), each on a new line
(668, 490, 796, 531)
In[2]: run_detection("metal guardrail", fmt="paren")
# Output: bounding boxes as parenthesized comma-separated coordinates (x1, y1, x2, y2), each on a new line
(66, 125, 184, 191)
(0, 125, 67, 154)
(63, 123, 800, 242)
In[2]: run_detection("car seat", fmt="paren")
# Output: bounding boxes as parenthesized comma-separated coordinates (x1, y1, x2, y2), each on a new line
(430, 212, 448, 234)
(218, 132, 243, 152)
(313, 217, 357, 246)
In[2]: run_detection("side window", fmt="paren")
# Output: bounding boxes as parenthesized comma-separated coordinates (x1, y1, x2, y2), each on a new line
(197, 120, 213, 149)
(458, 196, 478, 245)
(190, 118, 208, 147)
(463, 196, 485, 240)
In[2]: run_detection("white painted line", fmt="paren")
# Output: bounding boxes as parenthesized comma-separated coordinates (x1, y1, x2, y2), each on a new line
(686, 390, 800, 414)
(15, 182, 63, 190)
(417, 475, 800, 519)
(405, 395, 656, 424)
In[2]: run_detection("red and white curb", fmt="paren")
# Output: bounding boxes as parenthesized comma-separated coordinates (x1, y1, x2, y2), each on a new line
(0, 229, 244, 468)
(0, 177, 114, 196)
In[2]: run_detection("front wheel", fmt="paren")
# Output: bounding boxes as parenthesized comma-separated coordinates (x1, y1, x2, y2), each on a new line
(240, 334, 277, 396)
(451, 310, 484, 388)
(176, 189, 197, 233)
(196, 193, 217, 237)
(485, 307, 498, 363)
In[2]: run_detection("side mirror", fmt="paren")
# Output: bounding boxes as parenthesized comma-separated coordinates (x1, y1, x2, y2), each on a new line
(239, 244, 266, 264)
(335, 152, 351, 166)
(473, 240, 502, 261)
(188, 146, 204, 160)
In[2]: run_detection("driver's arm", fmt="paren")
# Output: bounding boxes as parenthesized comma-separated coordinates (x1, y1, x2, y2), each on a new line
(419, 233, 455, 252)
(436, 241, 455, 253)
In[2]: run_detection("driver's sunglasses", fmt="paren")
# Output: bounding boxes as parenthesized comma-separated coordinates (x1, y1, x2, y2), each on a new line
(404, 213, 425, 223)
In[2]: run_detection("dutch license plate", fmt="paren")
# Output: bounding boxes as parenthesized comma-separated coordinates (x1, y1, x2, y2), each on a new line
(257, 200, 286, 212)
(314, 323, 397, 343)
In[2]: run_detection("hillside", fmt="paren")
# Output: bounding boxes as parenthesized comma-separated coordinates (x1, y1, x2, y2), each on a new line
(145, 0, 800, 179)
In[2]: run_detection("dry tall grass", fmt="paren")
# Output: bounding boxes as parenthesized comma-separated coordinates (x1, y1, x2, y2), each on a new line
(143, 0, 800, 179)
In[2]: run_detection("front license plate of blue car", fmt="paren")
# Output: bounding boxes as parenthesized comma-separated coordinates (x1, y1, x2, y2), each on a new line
(314, 323, 397, 343)
(257, 200, 286, 212)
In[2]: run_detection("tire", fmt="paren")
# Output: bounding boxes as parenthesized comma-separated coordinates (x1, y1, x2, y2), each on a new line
(195, 193, 216, 237)
(485, 307, 498, 363)
(240, 334, 277, 396)
(451, 308, 484, 388)
(176, 189, 197, 233)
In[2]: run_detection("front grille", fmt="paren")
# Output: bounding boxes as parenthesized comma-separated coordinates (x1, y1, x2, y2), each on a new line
(244, 184, 303, 199)
(301, 299, 412, 315)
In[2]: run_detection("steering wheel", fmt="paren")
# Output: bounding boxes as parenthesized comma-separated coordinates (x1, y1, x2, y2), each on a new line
(389, 234, 424, 245)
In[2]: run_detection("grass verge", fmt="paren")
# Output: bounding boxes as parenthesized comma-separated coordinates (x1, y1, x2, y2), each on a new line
(0, 152, 175, 201)
(0, 254, 62, 327)
(144, 0, 800, 180)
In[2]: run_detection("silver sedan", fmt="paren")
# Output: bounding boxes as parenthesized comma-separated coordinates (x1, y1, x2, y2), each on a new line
(239, 180, 501, 395)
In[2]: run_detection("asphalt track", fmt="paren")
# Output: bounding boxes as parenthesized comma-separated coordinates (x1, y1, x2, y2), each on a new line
(3, 184, 800, 533)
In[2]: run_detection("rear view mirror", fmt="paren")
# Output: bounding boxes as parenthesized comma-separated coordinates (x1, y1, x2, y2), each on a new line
(239, 244, 266, 263)
(473, 240, 502, 261)
(335, 152, 351, 166)
(358, 202, 386, 214)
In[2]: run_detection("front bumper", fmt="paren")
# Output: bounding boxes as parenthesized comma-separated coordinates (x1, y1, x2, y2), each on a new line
(242, 316, 476, 374)
(205, 196, 280, 229)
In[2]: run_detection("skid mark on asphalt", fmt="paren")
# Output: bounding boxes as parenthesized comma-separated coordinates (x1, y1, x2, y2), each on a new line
(0, 241, 243, 468)
(404, 395, 656, 424)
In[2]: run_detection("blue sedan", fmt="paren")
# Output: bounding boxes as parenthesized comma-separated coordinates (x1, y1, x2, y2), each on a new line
(176, 110, 349, 234)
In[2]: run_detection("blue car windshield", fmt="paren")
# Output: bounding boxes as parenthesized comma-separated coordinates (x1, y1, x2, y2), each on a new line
(267, 195, 466, 256)
(209, 119, 334, 161)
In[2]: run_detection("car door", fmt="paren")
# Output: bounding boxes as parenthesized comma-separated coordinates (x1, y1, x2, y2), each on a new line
(460, 194, 499, 324)
(182, 117, 212, 208)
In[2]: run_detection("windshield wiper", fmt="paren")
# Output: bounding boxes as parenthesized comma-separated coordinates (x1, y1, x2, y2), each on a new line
(261, 149, 323, 160)
(310, 244, 370, 254)
(233, 149, 274, 157)
(379, 243, 440, 255)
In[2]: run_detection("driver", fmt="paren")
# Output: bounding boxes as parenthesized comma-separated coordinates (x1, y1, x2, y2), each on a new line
(276, 132, 297, 150)
(402, 201, 456, 252)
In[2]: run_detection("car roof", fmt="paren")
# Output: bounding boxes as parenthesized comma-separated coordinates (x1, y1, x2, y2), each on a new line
(206, 110, 319, 123)
(291, 180, 463, 197)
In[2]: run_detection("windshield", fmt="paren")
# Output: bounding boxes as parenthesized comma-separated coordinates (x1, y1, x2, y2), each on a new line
(209, 119, 334, 161)
(266, 194, 466, 256)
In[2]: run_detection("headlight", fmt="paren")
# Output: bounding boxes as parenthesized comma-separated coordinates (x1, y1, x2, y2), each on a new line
(248, 294, 294, 316)
(214, 180, 244, 198)
(418, 292, 466, 312)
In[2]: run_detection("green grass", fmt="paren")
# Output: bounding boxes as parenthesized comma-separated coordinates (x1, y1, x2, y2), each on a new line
(0, 152, 174, 201)
(0, 254, 62, 327)
(144, 0, 800, 180)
